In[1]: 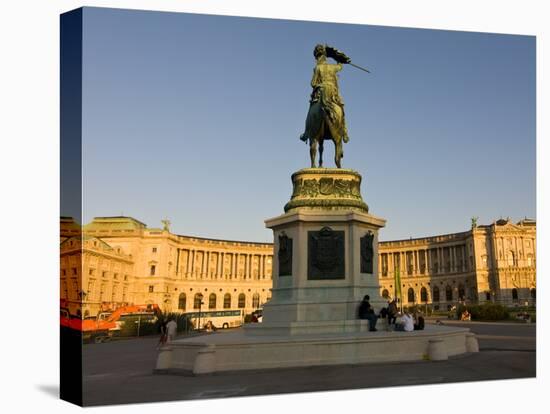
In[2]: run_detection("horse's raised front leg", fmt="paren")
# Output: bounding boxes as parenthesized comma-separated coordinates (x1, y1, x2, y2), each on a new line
(309, 139, 318, 168)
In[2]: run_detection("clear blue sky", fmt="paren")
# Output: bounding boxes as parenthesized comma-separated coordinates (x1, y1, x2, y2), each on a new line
(80, 7, 535, 242)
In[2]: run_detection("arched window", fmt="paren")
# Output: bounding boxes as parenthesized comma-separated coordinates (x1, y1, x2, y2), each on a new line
(208, 293, 216, 309)
(223, 293, 231, 309)
(238, 293, 246, 309)
(530, 288, 536, 299)
(178, 293, 186, 310)
(382, 289, 389, 299)
(407, 288, 415, 303)
(252, 293, 260, 308)
(433, 286, 440, 302)
(458, 284, 465, 301)
(193, 293, 203, 309)
(420, 287, 428, 303)
(445, 286, 453, 301)
(512, 288, 518, 301)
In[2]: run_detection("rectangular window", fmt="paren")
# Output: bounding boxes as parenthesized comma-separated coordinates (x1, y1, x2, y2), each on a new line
(148, 285, 154, 293)
(72, 267, 77, 275)
(113, 273, 118, 279)
(89, 268, 94, 276)
(102, 271, 107, 278)
(150, 265, 156, 276)
(152, 247, 157, 253)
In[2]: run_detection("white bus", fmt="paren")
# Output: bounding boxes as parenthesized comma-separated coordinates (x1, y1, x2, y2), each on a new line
(184, 309, 244, 330)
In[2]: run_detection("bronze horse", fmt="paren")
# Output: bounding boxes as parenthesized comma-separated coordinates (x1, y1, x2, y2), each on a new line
(301, 87, 346, 168)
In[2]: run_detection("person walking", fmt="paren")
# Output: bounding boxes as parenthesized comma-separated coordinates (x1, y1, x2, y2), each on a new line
(157, 319, 167, 350)
(166, 317, 178, 343)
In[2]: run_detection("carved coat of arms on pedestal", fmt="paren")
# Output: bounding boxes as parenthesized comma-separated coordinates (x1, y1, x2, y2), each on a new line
(308, 226, 345, 279)
(360, 231, 374, 274)
(278, 232, 293, 276)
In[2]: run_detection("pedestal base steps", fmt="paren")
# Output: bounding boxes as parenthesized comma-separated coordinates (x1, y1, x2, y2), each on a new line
(155, 324, 478, 375)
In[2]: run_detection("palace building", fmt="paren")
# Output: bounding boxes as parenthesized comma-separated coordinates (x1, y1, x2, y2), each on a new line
(60, 216, 536, 317)
(378, 217, 536, 310)
(61, 216, 274, 317)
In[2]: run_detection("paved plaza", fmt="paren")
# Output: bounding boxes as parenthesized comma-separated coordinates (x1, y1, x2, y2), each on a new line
(81, 321, 535, 406)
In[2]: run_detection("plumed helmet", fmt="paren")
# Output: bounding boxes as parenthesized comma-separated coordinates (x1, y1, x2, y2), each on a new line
(314, 44, 326, 58)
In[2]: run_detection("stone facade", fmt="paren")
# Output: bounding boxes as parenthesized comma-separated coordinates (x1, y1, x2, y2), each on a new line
(378, 218, 536, 309)
(60, 216, 535, 317)
(60, 232, 134, 317)
(61, 216, 274, 317)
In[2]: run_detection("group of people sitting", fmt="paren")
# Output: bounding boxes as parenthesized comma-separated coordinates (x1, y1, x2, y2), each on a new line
(358, 296, 425, 332)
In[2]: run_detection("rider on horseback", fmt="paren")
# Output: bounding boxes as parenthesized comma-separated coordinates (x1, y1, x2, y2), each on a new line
(300, 44, 350, 145)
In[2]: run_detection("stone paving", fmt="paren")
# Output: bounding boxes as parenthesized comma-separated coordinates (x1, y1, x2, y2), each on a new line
(81, 321, 536, 406)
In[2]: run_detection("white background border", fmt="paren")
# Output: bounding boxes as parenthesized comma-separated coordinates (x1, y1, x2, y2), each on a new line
(0, 1, 546, 413)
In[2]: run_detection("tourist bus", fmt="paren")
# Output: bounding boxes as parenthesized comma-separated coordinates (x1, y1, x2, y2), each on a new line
(184, 309, 244, 330)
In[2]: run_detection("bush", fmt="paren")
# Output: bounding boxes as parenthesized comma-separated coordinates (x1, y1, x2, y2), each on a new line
(457, 303, 509, 321)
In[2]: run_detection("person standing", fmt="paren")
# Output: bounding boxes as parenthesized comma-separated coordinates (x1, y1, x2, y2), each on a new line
(358, 295, 378, 332)
(166, 318, 178, 342)
(156, 319, 167, 350)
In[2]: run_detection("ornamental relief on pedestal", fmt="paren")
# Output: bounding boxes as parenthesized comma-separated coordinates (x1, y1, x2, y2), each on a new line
(292, 177, 361, 199)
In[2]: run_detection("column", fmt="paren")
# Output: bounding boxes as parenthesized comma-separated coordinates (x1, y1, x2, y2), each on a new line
(220, 252, 225, 279)
(414, 250, 419, 275)
(424, 249, 430, 275)
(206, 251, 210, 278)
(260, 254, 265, 279)
(464, 245, 468, 272)
(452, 246, 457, 273)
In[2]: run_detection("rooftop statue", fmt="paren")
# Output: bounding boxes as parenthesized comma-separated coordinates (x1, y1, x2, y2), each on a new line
(300, 44, 370, 169)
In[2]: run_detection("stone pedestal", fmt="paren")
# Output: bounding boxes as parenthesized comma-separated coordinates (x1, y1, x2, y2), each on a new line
(155, 167, 476, 375)
(248, 168, 386, 335)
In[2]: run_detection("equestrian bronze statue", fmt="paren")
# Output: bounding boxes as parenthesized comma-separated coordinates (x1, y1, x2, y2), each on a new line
(300, 44, 369, 168)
